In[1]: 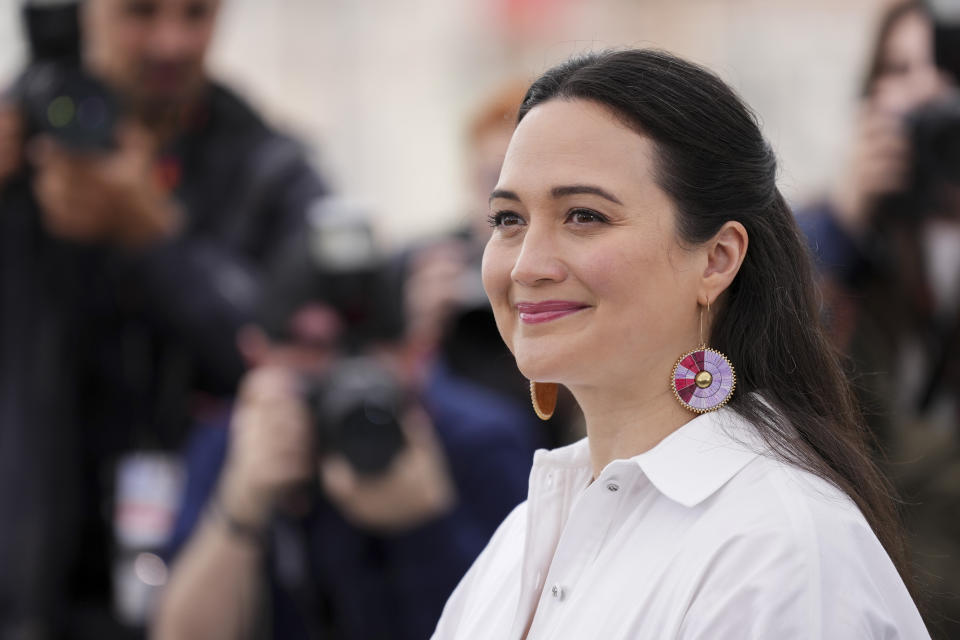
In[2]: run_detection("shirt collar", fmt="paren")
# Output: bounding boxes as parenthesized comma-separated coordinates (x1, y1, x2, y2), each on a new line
(533, 406, 765, 508)
(630, 407, 765, 507)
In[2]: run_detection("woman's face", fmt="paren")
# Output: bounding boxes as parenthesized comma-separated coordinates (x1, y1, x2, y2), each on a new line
(874, 9, 943, 111)
(482, 99, 703, 389)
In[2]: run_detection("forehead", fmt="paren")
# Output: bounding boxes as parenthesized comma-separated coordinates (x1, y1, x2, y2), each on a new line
(498, 99, 657, 197)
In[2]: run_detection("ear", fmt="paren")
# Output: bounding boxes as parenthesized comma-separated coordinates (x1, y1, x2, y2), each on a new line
(698, 221, 748, 306)
(237, 325, 271, 368)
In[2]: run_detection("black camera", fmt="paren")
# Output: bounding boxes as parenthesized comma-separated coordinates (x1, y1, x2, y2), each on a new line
(897, 97, 960, 216)
(13, 0, 121, 151)
(303, 357, 407, 476)
(258, 199, 409, 476)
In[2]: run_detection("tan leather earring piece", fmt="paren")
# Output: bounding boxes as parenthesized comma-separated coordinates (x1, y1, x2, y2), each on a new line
(530, 381, 558, 420)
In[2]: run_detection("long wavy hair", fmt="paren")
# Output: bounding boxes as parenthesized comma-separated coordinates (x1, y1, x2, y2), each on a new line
(518, 49, 914, 595)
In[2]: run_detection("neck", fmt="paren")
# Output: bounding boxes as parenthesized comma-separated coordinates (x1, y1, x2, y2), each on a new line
(569, 378, 693, 478)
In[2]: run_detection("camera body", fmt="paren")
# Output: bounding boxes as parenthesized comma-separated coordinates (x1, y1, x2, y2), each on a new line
(14, 0, 121, 151)
(259, 199, 409, 476)
(303, 357, 407, 476)
(897, 97, 960, 217)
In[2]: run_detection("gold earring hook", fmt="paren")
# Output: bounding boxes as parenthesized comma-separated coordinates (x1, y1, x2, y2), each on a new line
(699, 299, 710, 347)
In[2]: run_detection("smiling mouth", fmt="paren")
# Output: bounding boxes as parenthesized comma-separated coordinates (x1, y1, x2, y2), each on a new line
(516, 301, 589, 324)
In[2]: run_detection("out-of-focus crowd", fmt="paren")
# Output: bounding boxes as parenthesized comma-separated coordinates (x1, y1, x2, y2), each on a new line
(0, 1, 957, 639)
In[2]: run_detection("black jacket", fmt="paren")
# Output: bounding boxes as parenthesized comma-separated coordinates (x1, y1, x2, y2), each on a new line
(0, 82, 328, 636)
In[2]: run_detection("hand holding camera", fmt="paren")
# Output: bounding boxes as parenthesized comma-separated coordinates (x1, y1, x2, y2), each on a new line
(218, 367, 316, 532)
(320, 405, 456, 533)
(834, 6, 960, 234)
(404, 240, 470, 357)
(220, 362, 456, 535)
(30, 123, 182, 247)
(834, 69, 949, 235)
(834, 99, 912, 237)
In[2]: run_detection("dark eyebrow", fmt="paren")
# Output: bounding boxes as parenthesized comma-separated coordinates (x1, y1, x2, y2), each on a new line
(488, 185, 623, 206)
(551, 185, 623, 205)
(489, 189, 520, 203)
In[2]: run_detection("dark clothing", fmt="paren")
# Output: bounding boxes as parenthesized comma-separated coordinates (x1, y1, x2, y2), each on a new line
(168, 360, 543, 640)
(798, 202, 960, 639)
(0, 83, 327, 636)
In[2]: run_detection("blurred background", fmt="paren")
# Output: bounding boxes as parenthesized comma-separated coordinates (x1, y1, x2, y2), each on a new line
(1, 0, 958, 639)
(0, 0, 882, 242)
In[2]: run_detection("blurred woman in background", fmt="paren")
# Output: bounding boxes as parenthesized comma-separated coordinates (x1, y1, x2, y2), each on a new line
(799, 3, 960, 634)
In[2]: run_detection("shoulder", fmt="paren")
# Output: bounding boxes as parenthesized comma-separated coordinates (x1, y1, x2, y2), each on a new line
(468, 499, 529, 570)
(681, 454, 927, 638)
(205, 82, 271, 136)
(715, 451, 863, 535)
(467, 500, 528, 578)
(432, 501, 528, 637)
(203, 83, 315, 169)
(697, 448, 884, 585)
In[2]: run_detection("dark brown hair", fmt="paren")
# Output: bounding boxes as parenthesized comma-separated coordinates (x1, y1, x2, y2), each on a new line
(519, 49, 915, 597)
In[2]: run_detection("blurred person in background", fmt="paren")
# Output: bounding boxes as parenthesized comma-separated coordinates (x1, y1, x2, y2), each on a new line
(797, 1, 960, 634)
(402, 81, 531, 398)
(406, 80, 582, 448)
(153, 212, 544, 640)
(0, 0, 327, 636)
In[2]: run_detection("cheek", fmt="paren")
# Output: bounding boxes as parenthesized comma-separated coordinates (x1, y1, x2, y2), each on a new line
(103, 28, 149, 77)
(178, 26, 215, 64)
(481, 241, 516, 345)
(581, 236, 674, 301)
(580, 235, 692, 343)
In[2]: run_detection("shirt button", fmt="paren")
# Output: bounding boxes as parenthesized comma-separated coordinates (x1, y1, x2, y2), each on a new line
(606, 481, 620, 492)
(551, 584, 565, 600)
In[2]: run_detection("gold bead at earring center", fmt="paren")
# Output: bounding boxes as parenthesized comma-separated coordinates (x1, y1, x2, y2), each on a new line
(695, 370, 713, 389)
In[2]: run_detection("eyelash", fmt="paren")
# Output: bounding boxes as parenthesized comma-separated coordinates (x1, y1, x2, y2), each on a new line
(488, 208, 609, 229)
(488, 211, 521, 228)
(566, 208, 609, 224)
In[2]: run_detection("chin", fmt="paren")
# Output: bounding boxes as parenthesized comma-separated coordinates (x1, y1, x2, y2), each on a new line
(512, 346, 569, 384)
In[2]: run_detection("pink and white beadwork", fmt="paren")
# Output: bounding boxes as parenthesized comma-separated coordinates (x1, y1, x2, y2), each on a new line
(671, 347, 736, 413)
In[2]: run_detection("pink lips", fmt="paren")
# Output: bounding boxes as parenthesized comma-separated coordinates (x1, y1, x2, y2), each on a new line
(516, 300, 589, 324)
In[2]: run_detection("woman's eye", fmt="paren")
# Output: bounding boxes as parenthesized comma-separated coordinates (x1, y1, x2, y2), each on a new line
(567, 208, 607, 224)
(488, 211, 524, 228)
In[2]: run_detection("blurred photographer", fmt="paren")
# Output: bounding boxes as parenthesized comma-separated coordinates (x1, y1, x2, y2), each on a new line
(798, 1, 960, 633)
(0, 0, 327, 635)
(155, 208, 543, 640)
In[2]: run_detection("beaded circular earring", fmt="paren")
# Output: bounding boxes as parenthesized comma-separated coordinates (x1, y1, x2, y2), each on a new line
(671, 302, 736, 413)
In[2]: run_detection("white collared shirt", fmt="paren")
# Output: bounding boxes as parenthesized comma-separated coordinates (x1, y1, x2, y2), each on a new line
(432, 407, 928, 639)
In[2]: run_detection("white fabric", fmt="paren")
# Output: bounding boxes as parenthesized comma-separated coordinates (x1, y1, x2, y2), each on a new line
(432, 407, 928, 639)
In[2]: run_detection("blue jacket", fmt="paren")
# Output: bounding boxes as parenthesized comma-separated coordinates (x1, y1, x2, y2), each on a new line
(168, 360, 544, 640)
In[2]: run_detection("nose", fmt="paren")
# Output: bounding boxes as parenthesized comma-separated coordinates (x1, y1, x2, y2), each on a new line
(510, 223, 567, 286)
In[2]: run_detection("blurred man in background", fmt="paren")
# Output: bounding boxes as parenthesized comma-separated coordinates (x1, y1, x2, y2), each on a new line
(798, 1, 960, 634)
(0, 0, 326, 636)
(153, 212, 544, 639)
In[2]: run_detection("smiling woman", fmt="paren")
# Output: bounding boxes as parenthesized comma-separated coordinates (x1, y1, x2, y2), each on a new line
(432, 50, 929, 639)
